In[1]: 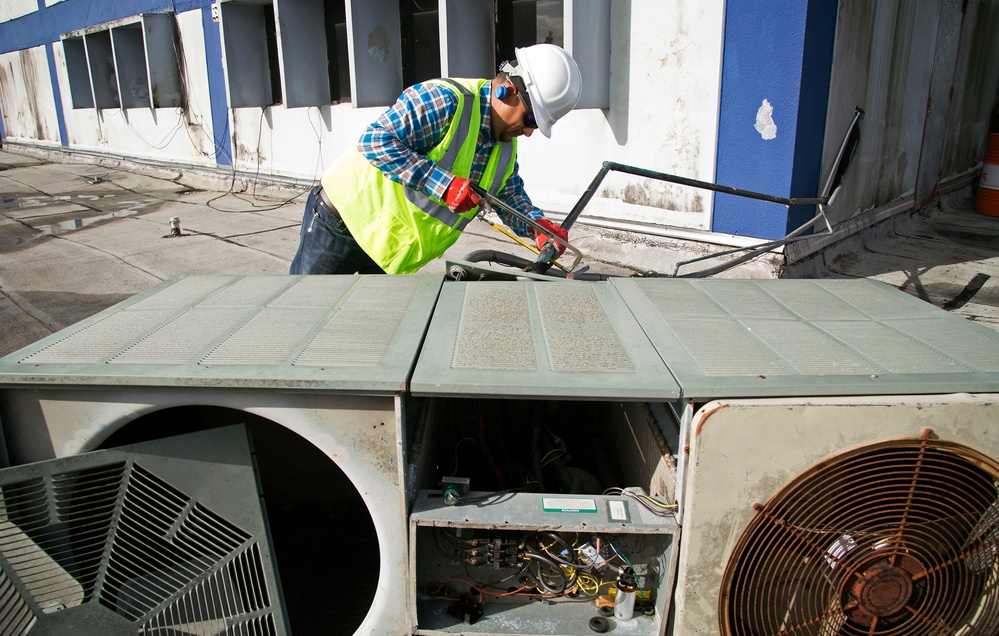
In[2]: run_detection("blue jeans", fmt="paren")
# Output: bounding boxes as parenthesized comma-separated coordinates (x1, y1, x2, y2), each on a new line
(289, 185, 384, 275)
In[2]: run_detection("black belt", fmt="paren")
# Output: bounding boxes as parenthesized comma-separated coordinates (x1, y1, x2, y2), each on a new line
(317, 185, 340, 219)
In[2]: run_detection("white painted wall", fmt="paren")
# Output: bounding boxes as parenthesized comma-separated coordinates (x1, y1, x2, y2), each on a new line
(225, 0, 725, 228)
(2, 2, 725, 232)
(0, 0, 36, 24)
(51, 9, 219, 166)
(521, 1, 725, 229)
(0, 46, 61, 144)
(170, 9, 222, 165)
(228, 102, 385, 182)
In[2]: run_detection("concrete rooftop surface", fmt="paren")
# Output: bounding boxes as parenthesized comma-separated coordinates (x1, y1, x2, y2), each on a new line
(2, 147, 998, 359)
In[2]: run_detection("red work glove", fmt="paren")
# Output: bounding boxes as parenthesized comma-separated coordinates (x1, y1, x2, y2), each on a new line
(444, 177, 481, 213)
(534, 218, 568, 256)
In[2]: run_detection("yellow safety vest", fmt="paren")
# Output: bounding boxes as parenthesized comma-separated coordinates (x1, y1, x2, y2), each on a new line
(322, 78, 518, 274)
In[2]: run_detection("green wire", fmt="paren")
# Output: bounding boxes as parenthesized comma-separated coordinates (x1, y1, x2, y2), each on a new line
(617, 551, 643, 593)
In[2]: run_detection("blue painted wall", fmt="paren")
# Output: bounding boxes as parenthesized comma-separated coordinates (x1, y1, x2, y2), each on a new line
(0, 0, 230, 163)
(713, 0, 837, 239)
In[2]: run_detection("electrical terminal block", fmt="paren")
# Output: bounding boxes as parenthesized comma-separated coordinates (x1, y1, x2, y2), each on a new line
(578, 542, 608, 573)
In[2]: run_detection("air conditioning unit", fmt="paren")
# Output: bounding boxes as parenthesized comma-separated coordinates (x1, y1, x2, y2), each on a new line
(404, 275, 999, 636)
(2, 274, 998, 636)
(676, 394, 999, 635)
(406, 279, 684, 636)
(609, 277, 999, 635)
(0, 274, 444, 635)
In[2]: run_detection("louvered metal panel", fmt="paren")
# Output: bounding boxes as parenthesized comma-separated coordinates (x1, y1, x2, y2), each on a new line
(410, 280, 681, 399)
(0, 425, 287, 635)
(612, 278, 999, 398)
(0, 275, 442, 393)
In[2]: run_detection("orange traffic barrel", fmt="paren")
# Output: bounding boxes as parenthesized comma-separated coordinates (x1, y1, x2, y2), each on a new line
(977, 133, 999, 216)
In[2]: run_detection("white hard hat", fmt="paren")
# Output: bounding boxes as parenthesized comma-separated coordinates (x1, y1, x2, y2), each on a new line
(501, 44, 582, 138)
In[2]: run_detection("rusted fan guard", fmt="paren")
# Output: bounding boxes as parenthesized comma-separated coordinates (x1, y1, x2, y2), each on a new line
(720, 436, 999, 635)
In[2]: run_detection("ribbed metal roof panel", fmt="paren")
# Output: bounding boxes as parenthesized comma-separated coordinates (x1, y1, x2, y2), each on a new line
(0, 275, 442, 393)
(612, 278, 999, 398)
(410, 280, 681, 399)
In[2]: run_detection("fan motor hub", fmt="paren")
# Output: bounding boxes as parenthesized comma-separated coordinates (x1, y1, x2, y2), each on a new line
(841, 553, 924, 625)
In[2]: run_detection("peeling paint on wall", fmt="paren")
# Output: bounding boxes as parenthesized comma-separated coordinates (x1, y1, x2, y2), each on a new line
(754, 98, 777, 140)
(368, 24, 389, 63)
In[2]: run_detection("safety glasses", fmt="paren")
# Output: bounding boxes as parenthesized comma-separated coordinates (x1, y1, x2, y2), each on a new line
(509, 75, 538, 130)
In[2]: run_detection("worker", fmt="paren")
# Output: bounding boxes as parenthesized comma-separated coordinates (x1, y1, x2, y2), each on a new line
(289, 43, 582, 275)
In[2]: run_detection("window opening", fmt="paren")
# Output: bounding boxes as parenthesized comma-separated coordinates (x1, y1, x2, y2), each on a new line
(63, 36, 95, 109)
(497, 0, 563, 64)
(264, 3, 283, 104)
(86, 30, 120, 109)
(400, 0, 440, 88)
(323, 0, 351, 102)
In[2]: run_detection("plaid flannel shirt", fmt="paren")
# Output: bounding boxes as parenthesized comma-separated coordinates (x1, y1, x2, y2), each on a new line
(357, 81, 542, 237)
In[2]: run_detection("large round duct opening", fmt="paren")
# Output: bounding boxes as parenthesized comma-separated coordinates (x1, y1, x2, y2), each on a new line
(100, 406, 380, 635)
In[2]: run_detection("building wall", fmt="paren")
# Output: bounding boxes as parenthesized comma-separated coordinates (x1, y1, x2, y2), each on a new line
(0, 0, 37, 24)
(712, 0, 837, 242)
(0, 0, 729, 236)
(0, 46, 61, 143)
(790, 0, 999, 263)
(0, 0, 997, 248)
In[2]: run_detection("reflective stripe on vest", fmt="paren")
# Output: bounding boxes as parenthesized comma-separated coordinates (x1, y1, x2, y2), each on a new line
(322, 78, 517, 273)
(484, 141, 515, 196)
(403, 79, 477, 231)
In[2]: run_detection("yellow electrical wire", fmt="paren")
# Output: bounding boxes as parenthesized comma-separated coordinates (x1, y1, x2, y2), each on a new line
(575, 573, 601, 597)
(487, 221, 568, 271)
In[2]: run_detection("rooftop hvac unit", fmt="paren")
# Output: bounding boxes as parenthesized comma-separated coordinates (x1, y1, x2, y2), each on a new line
(406, 275, 999, 636)
(608, 278, 999, 635)
(3, 274, 999, 636)
(679, 395, 999, 635)
(0, 274, 444, 635)
(407, 279, 684, 636)
(0, 425, 286, 634)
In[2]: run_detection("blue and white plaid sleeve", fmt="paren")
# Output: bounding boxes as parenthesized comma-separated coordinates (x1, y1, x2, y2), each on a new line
(357, 83, 456, 201)
(496, 164, 545, 237)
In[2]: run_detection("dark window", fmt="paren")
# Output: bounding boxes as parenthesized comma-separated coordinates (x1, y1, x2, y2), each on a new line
(400, 0, 440, 87)
(497, 0, 563, 64)
(63, 37, 95, 109)
(323, 0, 351, 102)
(263, 4, 283, 104)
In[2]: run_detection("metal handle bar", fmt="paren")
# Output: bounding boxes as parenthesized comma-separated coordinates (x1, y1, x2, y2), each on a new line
(469, 183, 584, 272)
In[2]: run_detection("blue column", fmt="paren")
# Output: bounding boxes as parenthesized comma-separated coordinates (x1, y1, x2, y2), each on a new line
(44, 42, 70, 147)
(712, 0, 837, 239)
(201, 6, 233, 166)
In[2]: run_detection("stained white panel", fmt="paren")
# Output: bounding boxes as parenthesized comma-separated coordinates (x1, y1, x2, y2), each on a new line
(346, 0, 402, 107)
(411, 280, 681, 400)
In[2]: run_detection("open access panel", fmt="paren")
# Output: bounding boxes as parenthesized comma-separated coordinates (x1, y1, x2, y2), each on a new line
(408, 280, 683, 635)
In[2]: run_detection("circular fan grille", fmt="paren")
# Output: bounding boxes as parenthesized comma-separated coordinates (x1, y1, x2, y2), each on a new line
(720, 433, 999, 636)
